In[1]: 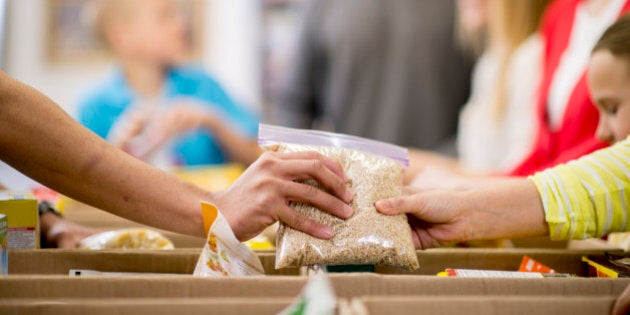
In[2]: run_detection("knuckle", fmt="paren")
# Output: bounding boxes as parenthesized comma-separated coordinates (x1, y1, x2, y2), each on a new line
(257, 152, 278, 169)
(310, 159, 325, 173)
(302, 183, 320, 198)
(287, 212, 309, 230)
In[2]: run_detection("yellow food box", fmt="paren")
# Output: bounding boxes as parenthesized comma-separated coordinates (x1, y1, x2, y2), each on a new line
(0, 213, 7, 275)
(0, 193, 39, 249)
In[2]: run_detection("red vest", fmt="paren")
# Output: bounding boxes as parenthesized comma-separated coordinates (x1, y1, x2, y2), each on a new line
(510, 0, 630, 176)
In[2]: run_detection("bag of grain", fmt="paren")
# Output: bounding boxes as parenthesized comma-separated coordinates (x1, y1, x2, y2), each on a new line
(259, 124, 419, 271)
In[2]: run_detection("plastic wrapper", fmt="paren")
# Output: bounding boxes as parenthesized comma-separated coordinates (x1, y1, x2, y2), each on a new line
(79, 228, 174, 250)
(259, 124, 419, 270)
(194, 201, 264, 277)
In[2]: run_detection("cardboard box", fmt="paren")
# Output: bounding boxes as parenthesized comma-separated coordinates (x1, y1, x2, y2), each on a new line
(0, 213, 6, 275)
(0, 295, 619, 315)
(343, 295, 617, 315)
(0, 198, 39, 249)
(1, 274, 629, 299)
(0, 297, 294, 315)
(8, 248, 622, 276)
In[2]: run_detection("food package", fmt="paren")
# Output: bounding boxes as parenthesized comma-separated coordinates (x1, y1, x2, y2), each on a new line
(194, 202, 264, 277)
(79, 228, 174, 250)
(0, 192, 39, 249)
(0, 213, 7, 275)
(259, 124, 419, 270)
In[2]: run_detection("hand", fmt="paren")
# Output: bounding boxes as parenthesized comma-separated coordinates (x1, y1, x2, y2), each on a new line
(153, 103, 216, 142)
(213, 151, 355, 242)
(108, 109, 150, 152)
(115, 103, 215, 159)
(375, 187, 473, 249)
(40, 212, 101, 248)
(376, 179, 548, 249)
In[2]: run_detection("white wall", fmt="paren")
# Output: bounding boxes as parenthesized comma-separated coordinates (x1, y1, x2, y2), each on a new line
(4, 0, 262, 117)
(205, 0, 262, 112)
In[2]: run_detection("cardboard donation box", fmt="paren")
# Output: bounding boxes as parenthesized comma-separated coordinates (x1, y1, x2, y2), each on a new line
(4, 248, 630, 314)
(6, 248, 626, 276)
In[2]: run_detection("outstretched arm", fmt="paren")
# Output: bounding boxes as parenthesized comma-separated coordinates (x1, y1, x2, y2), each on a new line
(376, 179, 547, 248)
(0, 71, 353, 240)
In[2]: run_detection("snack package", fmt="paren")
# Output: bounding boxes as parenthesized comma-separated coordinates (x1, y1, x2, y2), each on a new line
(258, 124, 419, 270)
(193, 202, 264, 277)
(518, 255, 555, 273)
(79, 228, 174, 250)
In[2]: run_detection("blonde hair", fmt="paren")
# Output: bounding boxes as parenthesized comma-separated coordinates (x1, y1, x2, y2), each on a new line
(91, 0, 139, 48)
(487, 0, 549, 120)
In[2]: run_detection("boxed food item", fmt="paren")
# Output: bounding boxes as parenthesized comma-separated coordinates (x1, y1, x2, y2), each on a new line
(0, 213, 6, 275)
(0, 192, 39, 249)
(258, 124, 418, 271)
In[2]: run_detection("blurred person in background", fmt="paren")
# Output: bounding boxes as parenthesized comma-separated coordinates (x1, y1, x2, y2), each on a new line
(508, 0, 630, 176)
(78, 0, 261, 169)
(276, 0, 473, 155)
(457, 0, 548, 174)
(407, 0, 548, 185)
(407, 0, 630, 186)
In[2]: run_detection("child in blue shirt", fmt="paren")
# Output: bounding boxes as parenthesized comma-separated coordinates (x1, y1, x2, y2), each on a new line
(78, 0, 261, 168)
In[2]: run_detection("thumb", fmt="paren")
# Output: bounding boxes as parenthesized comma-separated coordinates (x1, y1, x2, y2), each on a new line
(375, 197, 405, 215)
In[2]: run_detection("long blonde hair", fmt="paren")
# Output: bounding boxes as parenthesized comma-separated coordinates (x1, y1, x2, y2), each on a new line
(487, 0, 549, 120)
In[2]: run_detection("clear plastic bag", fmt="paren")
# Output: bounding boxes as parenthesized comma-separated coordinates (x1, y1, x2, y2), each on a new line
(259, 124, 419, 270)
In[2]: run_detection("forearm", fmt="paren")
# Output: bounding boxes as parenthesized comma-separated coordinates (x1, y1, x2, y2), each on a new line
(203, 118, 262, 165)
(0, 72, 208, 237)
(460, 178, 548, 241)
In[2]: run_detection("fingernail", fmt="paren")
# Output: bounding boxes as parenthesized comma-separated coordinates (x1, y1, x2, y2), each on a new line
(375, 200, 389, 212)
(344, 205, 354, 218)
(322, 226, 334, 239)
(344, 189, 354, 202)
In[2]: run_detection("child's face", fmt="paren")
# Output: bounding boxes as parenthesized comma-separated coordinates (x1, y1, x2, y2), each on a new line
(122, 0, 189, 64)
(588, 50, 630, 144)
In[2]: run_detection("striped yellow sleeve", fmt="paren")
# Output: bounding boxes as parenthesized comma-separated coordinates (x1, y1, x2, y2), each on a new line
(529, 138, 630, 240)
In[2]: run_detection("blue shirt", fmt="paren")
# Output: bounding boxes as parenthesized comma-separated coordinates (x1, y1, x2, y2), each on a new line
(77, 65, 259, 166)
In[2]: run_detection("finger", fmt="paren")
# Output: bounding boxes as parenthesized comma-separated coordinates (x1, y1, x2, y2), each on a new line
(282, 159, 353, 203)
(283, 181, 353, 219)
(375, 194, 427, 218)
(277, 205, 334, 239)
(374, 196, 406, 215)
(276, 151, 349, 182)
